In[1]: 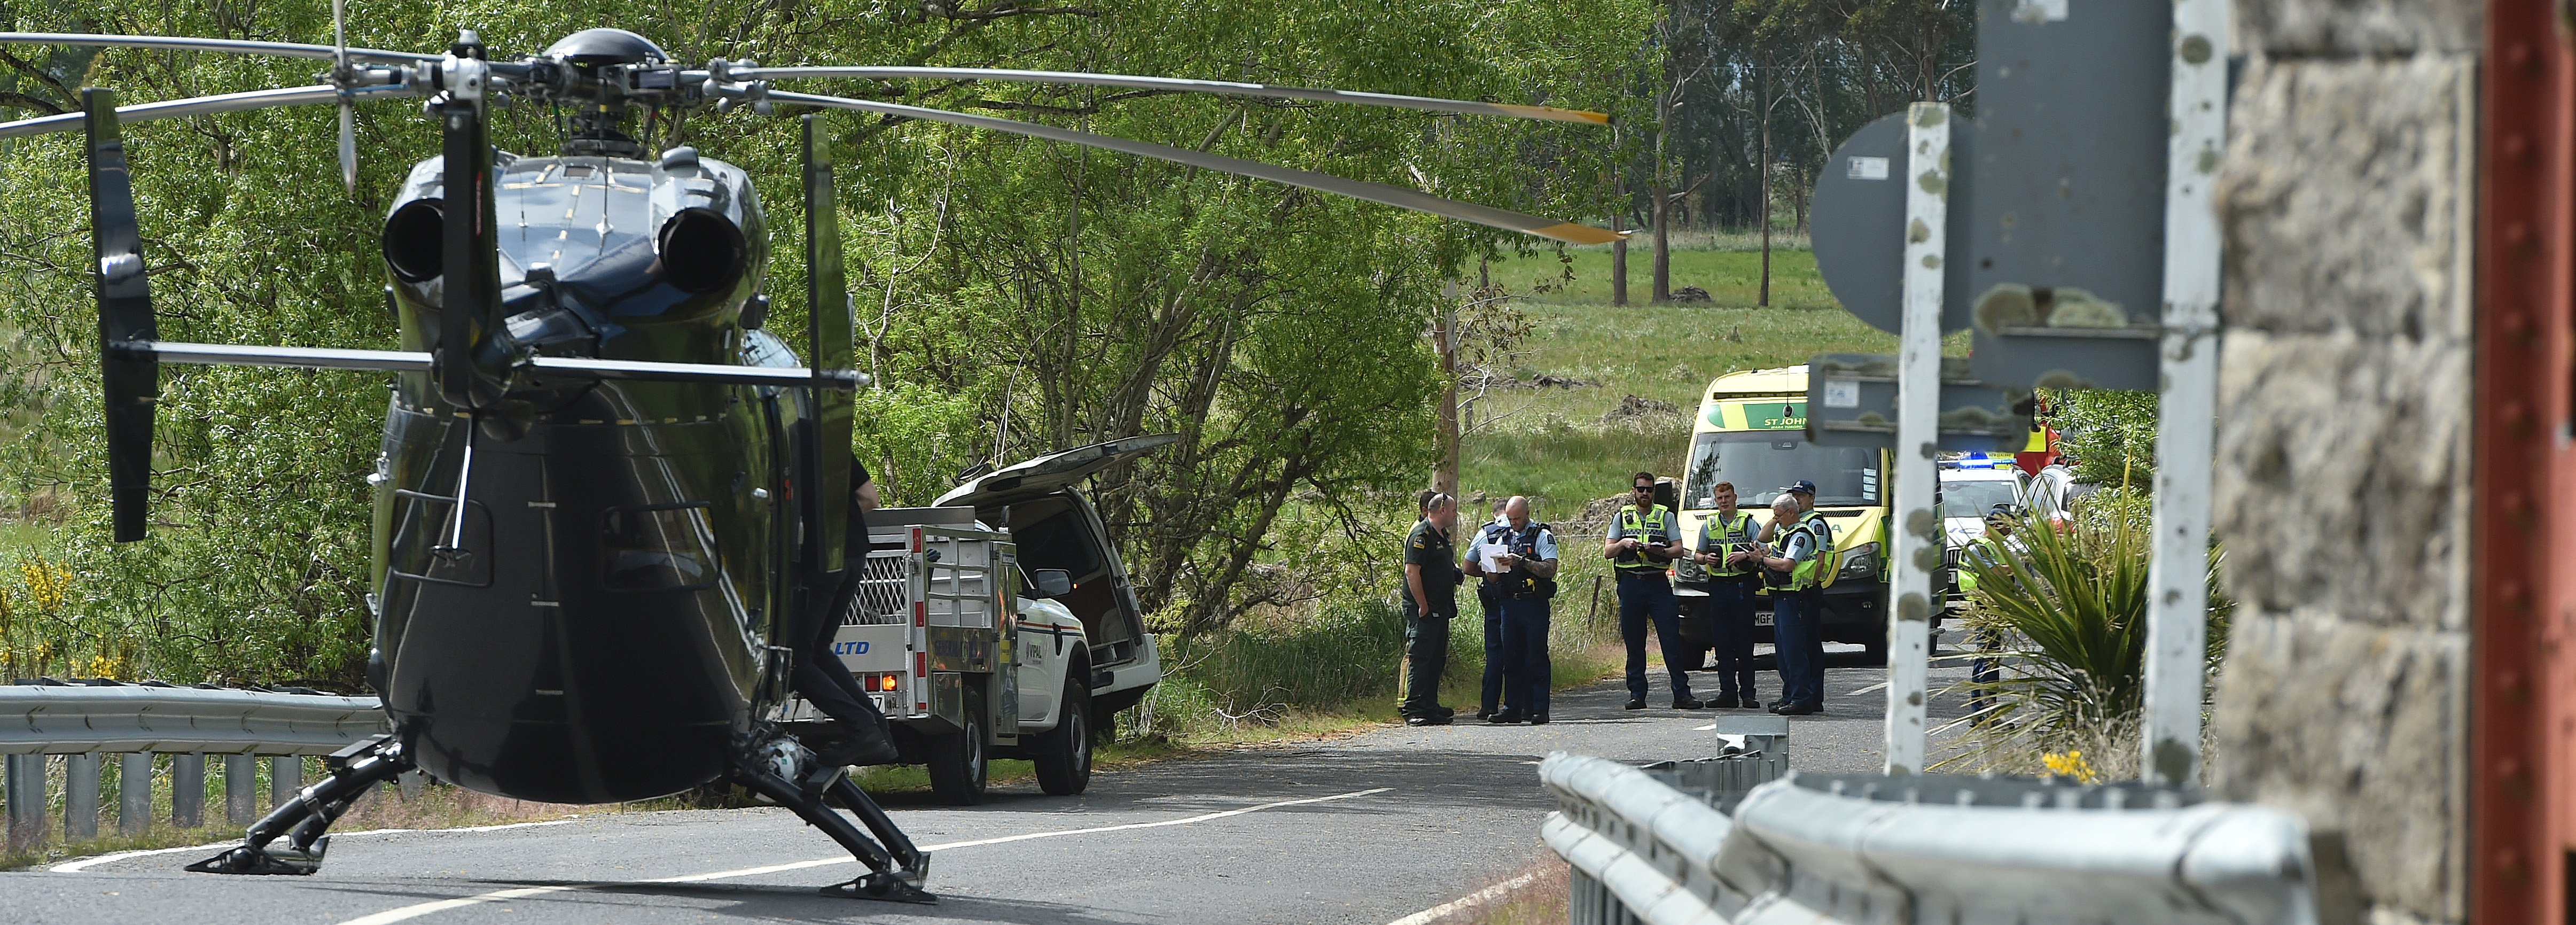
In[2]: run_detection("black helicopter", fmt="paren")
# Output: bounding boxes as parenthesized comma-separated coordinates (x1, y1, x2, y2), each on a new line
(0, 21, 1615, 903)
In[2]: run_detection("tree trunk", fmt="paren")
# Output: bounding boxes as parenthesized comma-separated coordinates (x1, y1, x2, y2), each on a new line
(1612, 146, 1629, 307)
(1434, 296, 1459, 496)
(1758, 55, 1774, 308)
(1651, 71, 1672, 304)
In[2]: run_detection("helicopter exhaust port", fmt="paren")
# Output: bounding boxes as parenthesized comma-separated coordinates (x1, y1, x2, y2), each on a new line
(655, 207, 746, 294)
(381, 197, 444, 283)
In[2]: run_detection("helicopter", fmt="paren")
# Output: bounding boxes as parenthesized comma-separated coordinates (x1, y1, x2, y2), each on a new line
(0, 19, 1617, 904)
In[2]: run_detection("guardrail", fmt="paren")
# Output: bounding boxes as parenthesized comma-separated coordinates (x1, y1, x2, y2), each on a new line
(1540, 754, 2324, 925)
(1, 681, 388, 849)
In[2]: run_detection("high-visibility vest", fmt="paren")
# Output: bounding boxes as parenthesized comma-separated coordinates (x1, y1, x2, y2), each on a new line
(1781, 510, 1839, 590)
(1703, 510, 1759, 578)
(1613, 504, 1674, 572)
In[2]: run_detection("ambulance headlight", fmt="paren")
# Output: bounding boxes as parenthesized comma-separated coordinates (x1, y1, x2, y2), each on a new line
(1838, 542, 1881, 580)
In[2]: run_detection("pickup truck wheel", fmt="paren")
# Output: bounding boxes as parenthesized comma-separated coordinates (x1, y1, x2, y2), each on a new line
(926, 686, 988, 805)
(1033, 673, 1092, 796)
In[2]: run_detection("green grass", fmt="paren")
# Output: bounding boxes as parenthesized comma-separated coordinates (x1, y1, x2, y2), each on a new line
(1462, 244, 1968, 520)
(1486, 244, 1841, 309)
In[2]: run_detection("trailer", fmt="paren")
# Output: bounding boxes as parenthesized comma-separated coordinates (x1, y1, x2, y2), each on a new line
(780, 506, 1100, 804)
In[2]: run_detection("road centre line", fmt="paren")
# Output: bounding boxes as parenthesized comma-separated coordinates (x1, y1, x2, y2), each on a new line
(334, 786, 1394, 925)
(50, 819, 580, 873)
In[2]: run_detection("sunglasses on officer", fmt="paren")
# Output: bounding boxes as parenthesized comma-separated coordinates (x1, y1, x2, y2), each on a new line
(1631, 483, 1654, 495)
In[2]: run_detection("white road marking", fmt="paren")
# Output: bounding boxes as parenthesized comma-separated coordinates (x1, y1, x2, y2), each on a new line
(49, 819, 580, 873)
(1848, 681, 1891, 696)
(1383, 869, 1542, 925)
(1691, 723, 1717, 730)
(333, 786, 1394, 924)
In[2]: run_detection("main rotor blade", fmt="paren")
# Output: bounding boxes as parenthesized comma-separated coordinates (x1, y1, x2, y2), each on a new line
(0, 84, 415, 140)
(86, 88, 159, 543)
(765, 91, 1621, 245)
(0, 32, 436, 64)
(742, 66, 1610, 126)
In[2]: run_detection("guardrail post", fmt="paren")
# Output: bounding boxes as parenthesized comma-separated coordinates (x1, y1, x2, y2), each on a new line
(270, 756, 301, 809)
(63, 753, 99, 841)
(224, 753, 255, 825)
(172, 753, 204, 828)
(6, 753, 48, 850)
(119, 752, 151, 834)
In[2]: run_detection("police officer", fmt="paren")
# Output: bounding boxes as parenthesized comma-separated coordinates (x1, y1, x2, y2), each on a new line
(1474, 499, 1510, 721)
(1401, 492, 1463, 726)
(1604, 472, 1703, 710)
(1756, 486, 1830, 715)
(1689, 481, 1763, 709)
(1465, 496, 1558, 724)
(795, 458, 902, 769)
(1957, 502, 2023, 718)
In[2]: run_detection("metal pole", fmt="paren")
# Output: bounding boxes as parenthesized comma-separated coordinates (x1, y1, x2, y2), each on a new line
(119, 752, 151, 834)
(225, 753, 256, 825)
(63, 753, 98, 841)
(5, 753, 45, 849)
(2141, 0, 2230, 788)
(1884, 101, 1951, 775)
(172, 753, 203, 828)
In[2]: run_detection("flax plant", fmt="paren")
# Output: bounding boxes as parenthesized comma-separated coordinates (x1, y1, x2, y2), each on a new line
(1938, 488, 2229, 775)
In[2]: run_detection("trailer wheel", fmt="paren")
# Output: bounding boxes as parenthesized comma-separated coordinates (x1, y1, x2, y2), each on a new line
(926, 686, 988, 805)
(1032, 671, 1092, 796)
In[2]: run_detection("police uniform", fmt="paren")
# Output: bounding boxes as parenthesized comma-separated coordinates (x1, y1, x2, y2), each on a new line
(1610, 501, 1699, 708)
(1958, 504, 2020, 716)
(1765, 498, 1833, 714)
(1696, 507, 1762, 706)
(1477, 518, 1559, 722)
(1476, 513, 1509, 719)
(1401, 517, 1462, 720)
(794, 459, 899, 766)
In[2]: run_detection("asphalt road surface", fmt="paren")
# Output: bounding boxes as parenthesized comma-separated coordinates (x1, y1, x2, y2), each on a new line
(3, 643, 1974, 924)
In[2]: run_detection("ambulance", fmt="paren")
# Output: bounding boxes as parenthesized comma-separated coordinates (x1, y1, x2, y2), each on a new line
(1671, 366, 1901, 662)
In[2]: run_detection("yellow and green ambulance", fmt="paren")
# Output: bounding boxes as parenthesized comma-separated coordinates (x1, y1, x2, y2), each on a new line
(1671, 365, 1900, 662)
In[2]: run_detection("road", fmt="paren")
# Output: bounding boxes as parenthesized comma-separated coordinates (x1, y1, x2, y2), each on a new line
(1, 644, 1974, 924)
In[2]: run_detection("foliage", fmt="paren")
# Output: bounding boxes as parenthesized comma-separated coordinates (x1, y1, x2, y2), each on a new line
(2050, 388, 2159, 489)
(1943, 487, 2230, 771)
(0, 0, 1655, 683)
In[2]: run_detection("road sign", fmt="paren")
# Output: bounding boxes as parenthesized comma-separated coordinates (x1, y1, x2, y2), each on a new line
(1961, 0, 2173, 390)
(1803, 354, 2035, 453)
(1809, 112, 1978, 336)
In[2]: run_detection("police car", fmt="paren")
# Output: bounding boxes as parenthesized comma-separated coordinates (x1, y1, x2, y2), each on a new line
(1937, 454, 2034, 600)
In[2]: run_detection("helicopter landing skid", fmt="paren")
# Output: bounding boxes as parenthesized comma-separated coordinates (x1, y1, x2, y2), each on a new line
(819, 869, 938, 904)
(188, 734, 413, 876)
(734, 762, 936, 904)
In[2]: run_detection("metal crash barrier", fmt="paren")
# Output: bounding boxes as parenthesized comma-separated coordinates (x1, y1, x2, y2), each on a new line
(1, 681, 388, 848)
(1541, 749, 2321, 925)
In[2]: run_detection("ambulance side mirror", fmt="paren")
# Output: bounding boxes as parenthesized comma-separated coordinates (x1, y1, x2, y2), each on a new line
(1027, 569, 1073, 600)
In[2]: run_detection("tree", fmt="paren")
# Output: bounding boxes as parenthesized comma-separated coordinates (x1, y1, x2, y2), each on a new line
(0, 0, 1654, 682)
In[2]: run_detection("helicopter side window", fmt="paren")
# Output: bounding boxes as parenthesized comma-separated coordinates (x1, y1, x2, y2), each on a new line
(602, 502, 719, 592)
(389, 489, 493, 588)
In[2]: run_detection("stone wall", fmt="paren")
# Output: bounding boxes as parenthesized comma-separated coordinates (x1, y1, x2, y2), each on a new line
(2208, 2, 2478, 921)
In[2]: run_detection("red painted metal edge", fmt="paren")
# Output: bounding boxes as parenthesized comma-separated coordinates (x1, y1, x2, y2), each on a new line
(2472, 1, 2572, 919)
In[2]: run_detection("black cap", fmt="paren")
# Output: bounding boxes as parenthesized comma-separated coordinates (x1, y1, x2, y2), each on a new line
(1781, 479, 1817, 496)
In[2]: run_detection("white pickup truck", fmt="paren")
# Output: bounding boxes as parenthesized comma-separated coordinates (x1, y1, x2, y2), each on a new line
(782, 436, 1169, 804)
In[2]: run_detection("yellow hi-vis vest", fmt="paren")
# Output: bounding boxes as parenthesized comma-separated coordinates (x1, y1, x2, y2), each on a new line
(1613, 504, 1675, 572)
(1703, 510, 1759, 578)
(1780, 510, 1840, 591)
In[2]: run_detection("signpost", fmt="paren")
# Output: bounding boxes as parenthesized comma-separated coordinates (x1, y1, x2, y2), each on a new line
(2139, 0, 2230, 789)
(1805, 0, 2231, 780)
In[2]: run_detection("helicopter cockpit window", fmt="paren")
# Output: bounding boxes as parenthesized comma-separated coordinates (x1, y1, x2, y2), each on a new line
(602, 502, 719, 592)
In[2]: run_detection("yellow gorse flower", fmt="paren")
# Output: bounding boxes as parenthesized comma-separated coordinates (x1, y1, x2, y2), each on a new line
(2040, 749, 2099, 784)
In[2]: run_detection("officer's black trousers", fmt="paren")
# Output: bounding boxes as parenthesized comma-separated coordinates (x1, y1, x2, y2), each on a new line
(792, 578, 892, 739)
(1402, 609, 1453, 717)
(1478, 586, 1504, 715)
